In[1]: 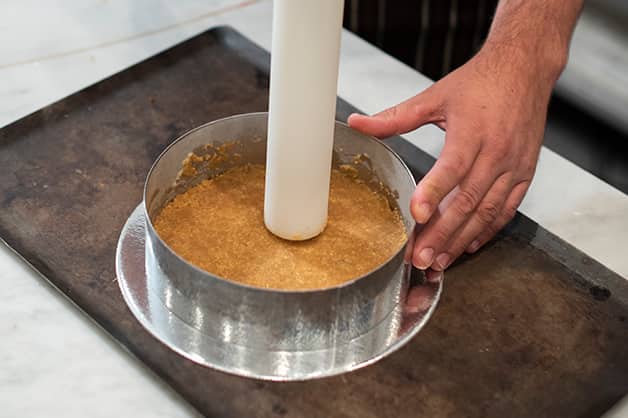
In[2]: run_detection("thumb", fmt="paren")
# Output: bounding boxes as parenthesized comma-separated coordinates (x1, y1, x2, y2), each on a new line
(347, 87, 442, 139)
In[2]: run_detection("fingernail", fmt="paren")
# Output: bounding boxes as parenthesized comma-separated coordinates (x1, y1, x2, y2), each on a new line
(412, 202, 431, 224)
(467, 240, 480, 253)
(435, 253, 450, 271)
(415, 247, 434, 269)
(347, 113, 362, 124)
(425, 269, 444, 283)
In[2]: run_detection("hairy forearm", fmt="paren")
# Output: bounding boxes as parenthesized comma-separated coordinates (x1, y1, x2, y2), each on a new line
(483, 0, 584, 84)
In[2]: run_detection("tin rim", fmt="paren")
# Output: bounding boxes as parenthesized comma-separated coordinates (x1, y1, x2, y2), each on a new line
(142, 112, 417, 294)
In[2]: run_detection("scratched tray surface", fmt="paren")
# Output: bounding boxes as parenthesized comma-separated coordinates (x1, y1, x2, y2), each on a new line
(1, 27, 627, 418)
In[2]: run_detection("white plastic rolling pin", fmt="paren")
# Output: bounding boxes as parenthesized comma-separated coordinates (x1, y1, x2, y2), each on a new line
(264, 0, 345, 241)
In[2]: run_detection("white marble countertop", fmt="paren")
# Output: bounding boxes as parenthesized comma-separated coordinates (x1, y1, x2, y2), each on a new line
(1, 1, 627, 416)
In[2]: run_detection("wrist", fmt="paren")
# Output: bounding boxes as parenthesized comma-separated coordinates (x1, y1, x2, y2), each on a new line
(478, 35, 566, 92)
(481, 22, 569, 88)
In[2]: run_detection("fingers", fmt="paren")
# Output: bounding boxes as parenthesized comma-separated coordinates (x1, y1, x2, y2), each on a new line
(411, 153, 501, 269)
(466, 180, 530, 253)
(410, 176, 529, 271)
(424, 268, 444, 283)
(404, 284, 437, 314)
(430, 173, 512, 270)
(403, 224, 420, 264)
(410, 128, 481, 225)
(347, 87, 442, 139)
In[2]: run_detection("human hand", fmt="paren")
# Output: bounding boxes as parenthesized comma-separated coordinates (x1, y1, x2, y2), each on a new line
(348, 45, 561, 271)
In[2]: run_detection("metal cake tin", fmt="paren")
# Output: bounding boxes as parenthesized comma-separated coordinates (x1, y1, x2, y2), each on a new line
(116, 112, 442, 380)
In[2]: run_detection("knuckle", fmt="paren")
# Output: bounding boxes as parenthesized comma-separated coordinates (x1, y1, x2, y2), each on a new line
(422, 223, 451, 248)
(477, 202, 500, 225)
(515, 159, 536, 177)
(484, 138, 512, 164)
(412, 102, 432, 118)
(440, 151, 468, 177)
(411, 102, 425, 115)
(382, 106, 398, 120)
(432, 227, 451, 246)
(453, 189, 478, 217)
(379, 107, 401, 133)
(491, 142, 510, 160)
